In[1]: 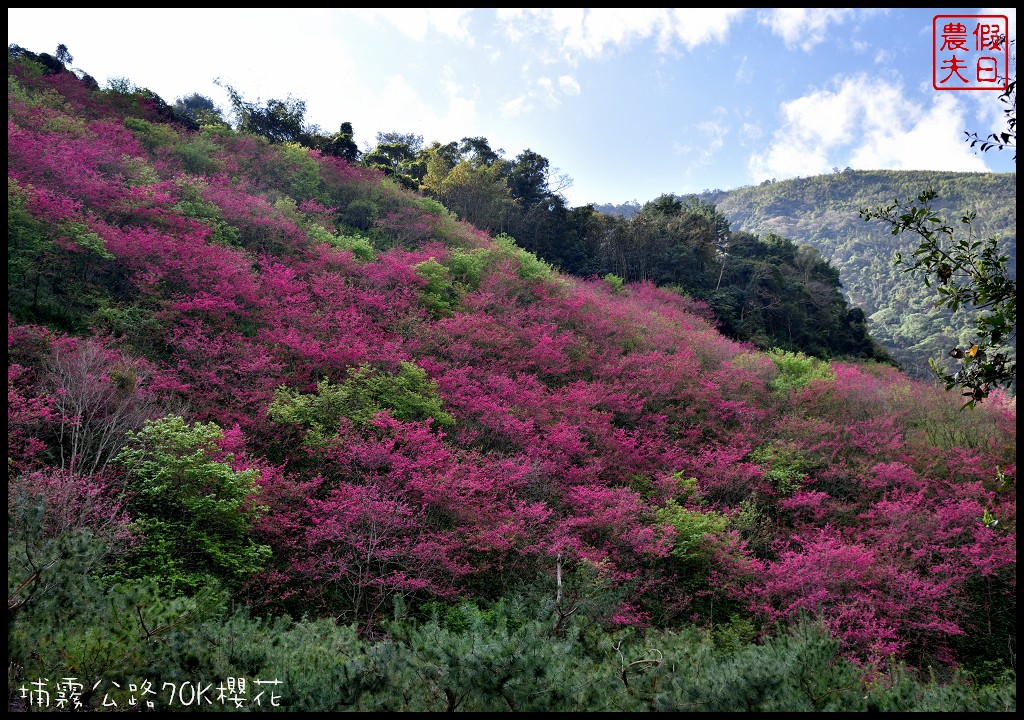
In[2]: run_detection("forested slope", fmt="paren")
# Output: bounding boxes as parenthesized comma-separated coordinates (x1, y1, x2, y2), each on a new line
(708, 170, 1017, 383)
(6, 47, 1017, 711)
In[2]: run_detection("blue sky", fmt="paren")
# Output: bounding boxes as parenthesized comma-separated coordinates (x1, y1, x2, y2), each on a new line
(8, 8, 1017, 207)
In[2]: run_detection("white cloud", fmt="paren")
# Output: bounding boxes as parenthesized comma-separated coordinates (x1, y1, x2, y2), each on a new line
(741, 122, 764, 144)
(501, 94, 533, 118)
(735, 55, 752, 83)
(500, 72, 581, 116)
(873, 49, 895, 64)
(536, 77, 558, 107)
(748, 75, 990, 182)
(674, 109, 730, 167)
(778, 84, 858, 147)
(696, 119, 728, 156)
(344, 73, 478, 147)
(559, 75, 582, 95)
(848, 92, 983, 170)
(497, 8, 745, 62)
(571, 8, 661, 57)
(760, 8, 855, 51)
(662, 8, 747, 51)
(493, 8, 531, 44)
(346, 8, 473, 42)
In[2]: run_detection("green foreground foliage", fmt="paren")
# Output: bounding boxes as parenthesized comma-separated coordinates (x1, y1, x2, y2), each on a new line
(7, 529, 1017, 712)
(112, 417, 271, 594)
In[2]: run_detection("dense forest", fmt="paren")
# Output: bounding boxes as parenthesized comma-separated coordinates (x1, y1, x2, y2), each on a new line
(596, 170, 1017, 386)
(7, 45, 1017, 711)
(713, 171, 1016, 387)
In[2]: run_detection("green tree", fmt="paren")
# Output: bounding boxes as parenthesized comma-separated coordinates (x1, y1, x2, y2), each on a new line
(507, 149, 550, 206)
(113, 416, 270, 593)
(217, 80, 312, 144)
(173, 92, 227, 127)
(424, 157, 516, 231)
(322, 121, 360, 162)
(362, 132, 426, 189)
(54, 43, 72, 67)
(459, 135, 505, 168)
(269, 361, 455, 445)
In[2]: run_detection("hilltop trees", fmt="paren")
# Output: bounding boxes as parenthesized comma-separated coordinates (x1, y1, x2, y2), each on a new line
(215, 81, 363, 162)
(322, 121, 360, 162)
(173, 92, 226, 127)
(8, 42, 72, 75)
(166, 75, 886, 365)
(362, 132, 426, 189)
(218, 80, 312, 144)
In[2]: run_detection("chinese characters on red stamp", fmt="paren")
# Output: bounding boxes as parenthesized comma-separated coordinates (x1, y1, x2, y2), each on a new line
(933, 15, 1009, 91)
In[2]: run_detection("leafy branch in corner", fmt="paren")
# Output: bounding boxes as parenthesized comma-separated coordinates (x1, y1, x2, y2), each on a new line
(963, 40, 1015, 160)
(859, 189, 1016, 408)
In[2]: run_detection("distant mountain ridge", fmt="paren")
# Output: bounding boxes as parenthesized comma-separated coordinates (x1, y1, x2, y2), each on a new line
(604, 170, 1017, 383)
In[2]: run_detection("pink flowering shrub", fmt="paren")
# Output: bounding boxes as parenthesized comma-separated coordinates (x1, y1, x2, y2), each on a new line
(6, 65, 1016, 673)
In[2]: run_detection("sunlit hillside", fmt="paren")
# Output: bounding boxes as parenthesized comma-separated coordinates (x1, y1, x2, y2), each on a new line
(7, 47, 1016, 711)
